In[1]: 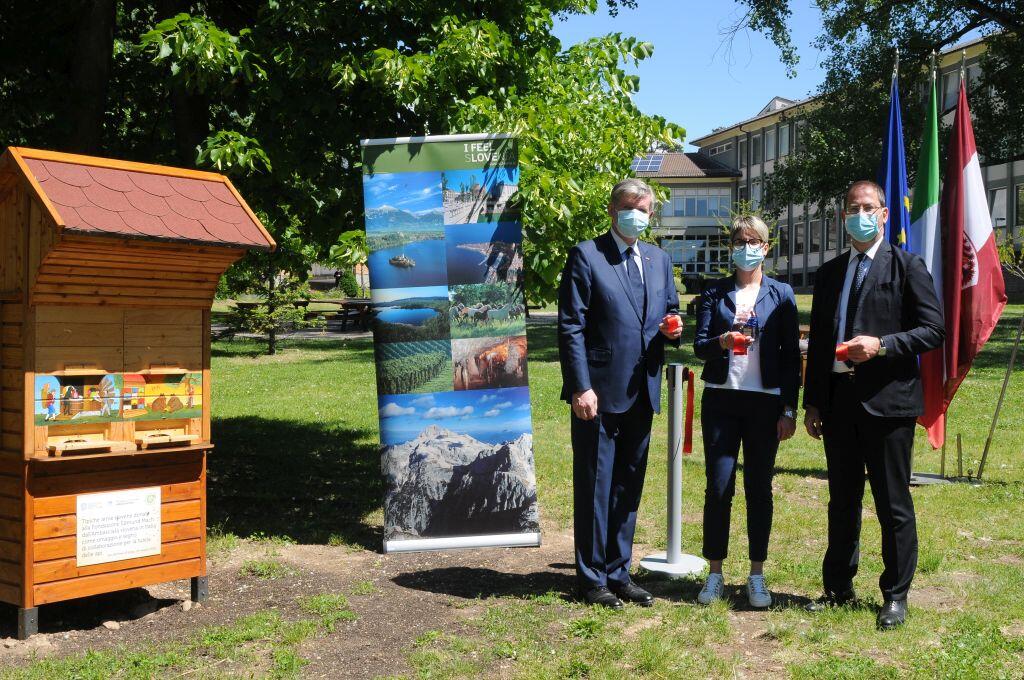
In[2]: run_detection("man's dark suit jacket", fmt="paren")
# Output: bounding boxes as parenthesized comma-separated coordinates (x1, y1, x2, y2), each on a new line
(803, 239, 945, 417)
(558, 232, 680, 414)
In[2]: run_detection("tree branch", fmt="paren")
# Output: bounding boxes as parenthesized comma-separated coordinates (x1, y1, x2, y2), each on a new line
(961, 0, 1024, 32)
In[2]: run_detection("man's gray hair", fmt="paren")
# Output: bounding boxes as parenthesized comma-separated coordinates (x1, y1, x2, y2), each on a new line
(610, 178, 654, 207)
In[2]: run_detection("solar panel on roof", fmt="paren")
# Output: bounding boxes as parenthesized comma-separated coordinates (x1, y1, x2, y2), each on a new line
(629, 154, 664, 173)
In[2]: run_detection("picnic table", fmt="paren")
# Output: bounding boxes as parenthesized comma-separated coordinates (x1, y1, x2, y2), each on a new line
(318, 298, 374, 330)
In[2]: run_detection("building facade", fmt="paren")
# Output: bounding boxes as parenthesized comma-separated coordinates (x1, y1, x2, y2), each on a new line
(638, 36, 1023, 291)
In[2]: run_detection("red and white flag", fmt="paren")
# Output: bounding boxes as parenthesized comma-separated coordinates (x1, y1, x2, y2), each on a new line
(939, 82, 1007, 415)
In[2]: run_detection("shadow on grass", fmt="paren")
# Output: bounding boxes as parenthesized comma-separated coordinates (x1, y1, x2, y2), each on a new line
(211, 338, 375, 360)
(392, 566, 576, 601)
(208, 416, 383, 549)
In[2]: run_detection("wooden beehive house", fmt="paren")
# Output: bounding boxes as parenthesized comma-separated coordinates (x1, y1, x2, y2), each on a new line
(0, 147, 275, 638)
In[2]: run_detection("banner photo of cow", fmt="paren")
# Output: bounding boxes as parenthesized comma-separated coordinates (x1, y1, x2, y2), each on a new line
(361, 132, 539, 554)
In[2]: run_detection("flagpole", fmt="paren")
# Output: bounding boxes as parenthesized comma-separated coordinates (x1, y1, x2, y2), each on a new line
(976, 313, 1024, 480)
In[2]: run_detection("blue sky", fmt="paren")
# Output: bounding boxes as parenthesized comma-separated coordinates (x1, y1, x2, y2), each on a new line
(371, 285, 449, 304)
(363, 171, 443, 213)
(551, 0, 828, 144)
(378, 387, 533, 445)
(443, 166, 520, 193)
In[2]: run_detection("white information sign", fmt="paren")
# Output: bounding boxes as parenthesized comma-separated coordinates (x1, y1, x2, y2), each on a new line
(76, 487, 162, 567)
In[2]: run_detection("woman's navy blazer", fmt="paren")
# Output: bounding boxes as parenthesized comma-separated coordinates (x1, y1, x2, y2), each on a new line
(692, 274, 802, 408)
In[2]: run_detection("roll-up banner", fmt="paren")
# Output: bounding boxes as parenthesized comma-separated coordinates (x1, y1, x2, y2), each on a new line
(360, 133, 540, 553)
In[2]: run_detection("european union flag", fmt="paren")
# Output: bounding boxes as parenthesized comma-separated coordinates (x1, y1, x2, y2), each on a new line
(878, 72, 911, 249)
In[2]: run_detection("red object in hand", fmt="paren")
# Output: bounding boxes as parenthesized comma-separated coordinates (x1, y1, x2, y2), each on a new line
(663, 314, 681, 333)
(835, 343, 850, 362)
(732, 331, 752, 356)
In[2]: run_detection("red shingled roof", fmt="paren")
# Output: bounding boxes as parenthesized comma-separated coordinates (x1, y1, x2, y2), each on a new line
(4, 147, 275, 251)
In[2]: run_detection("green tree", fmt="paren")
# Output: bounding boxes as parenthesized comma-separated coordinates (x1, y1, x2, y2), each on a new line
(727, 1, 1023, 212)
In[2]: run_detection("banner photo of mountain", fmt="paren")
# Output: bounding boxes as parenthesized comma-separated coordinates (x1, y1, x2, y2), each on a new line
(361, 133, 539, 553)
(377, 387, 538, 545)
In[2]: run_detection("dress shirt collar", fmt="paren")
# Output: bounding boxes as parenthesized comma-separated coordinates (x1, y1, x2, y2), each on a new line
(848, 236, 883, 264)
(609, 227, 638, 257)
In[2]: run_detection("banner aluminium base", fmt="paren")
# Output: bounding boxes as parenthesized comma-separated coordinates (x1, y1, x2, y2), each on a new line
(384, 532, 542, 554)
(639, 552, 707, 578)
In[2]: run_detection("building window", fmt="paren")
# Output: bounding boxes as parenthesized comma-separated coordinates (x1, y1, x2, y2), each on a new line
(738, 139, 747, 169)
(779, 124, 791, 157)
(990, 187, 1007, 241)
(810, 212, 821, 253)
(778, 221, 790, 260)
(942, 71, 959, 110)
(795, 122, 805, 153)
(708, 142, 732, 156)
(824, 203, 836, 251)
(765, 128, 777, 161)
(664, 187, 731, 218)
(752, 135, 763, 164)
(751, 180, 762, 209)
(1016, 185, 1024, 235)
(794, 220, 805, 255)
(662, 234, 732, 273)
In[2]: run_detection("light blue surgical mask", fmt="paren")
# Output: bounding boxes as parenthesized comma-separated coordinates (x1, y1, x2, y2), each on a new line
(732, 243, 766, 271)
(844, 212, 880, 242)
(616, 209, 650, 238)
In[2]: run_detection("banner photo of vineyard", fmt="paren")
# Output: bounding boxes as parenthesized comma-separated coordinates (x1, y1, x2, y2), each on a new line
(360, 133, 540, 554)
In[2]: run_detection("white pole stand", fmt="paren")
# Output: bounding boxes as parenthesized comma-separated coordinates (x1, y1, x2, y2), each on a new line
(639, 364, 707, 577)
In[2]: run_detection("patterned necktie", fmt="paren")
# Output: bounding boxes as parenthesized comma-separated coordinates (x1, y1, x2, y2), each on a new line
(844, 252, 871, 344)
(625, 246, 645, 314)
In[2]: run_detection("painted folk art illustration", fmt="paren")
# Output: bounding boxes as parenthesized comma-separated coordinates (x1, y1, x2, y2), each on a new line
(34, 372, 202, 425)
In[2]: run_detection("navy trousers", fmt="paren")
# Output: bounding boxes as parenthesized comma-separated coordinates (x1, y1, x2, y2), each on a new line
(572, 396, 653, 589)
(700, 388, 781, 562)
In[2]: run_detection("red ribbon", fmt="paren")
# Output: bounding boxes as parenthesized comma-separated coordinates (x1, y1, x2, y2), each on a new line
(683, 367, 694, 455)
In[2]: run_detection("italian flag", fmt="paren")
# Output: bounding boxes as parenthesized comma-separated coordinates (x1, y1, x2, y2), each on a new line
(911, 71, 944, 448)
(938, 81, 1007, 439)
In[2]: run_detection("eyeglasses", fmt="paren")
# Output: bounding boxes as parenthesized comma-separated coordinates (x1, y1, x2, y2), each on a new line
(732, 238, 765, 247)
(845, 204, 881, 214)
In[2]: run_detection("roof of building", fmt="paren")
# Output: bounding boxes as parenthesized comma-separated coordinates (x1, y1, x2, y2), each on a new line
(690, 34, 991, 147)
(3, 147, 275, 251)
(632, 152, 741, 179)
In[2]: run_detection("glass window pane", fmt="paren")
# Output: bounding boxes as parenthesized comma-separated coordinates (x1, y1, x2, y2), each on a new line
(765, 129, 776, 161)
(685, 198, 696, 216)
(794, 222, 805, 255)
(810, 219, 821, 253)
(696, 198, 708, 217)
(780, 125, 790, 156)
(752, 136, 762, 164)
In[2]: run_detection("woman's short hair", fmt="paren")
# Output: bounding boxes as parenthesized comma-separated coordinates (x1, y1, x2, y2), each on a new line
(730, 215, 770, 244)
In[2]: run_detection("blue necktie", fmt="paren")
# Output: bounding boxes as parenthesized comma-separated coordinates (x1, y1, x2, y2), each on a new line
(625, 246, 645, 315)
(844, 253, 871, 359)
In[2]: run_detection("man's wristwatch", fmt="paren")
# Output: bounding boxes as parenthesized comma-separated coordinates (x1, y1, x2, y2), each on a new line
(878, 338, 888, 357)
(782, 407, 797, 420)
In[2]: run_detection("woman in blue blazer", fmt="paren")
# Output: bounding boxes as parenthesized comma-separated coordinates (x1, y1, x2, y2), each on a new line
(692, 215, 801, 609)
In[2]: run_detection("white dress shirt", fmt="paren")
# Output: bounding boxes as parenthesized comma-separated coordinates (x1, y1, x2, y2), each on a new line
(610, 229, 643, 284)
(833, 237, 883, 373)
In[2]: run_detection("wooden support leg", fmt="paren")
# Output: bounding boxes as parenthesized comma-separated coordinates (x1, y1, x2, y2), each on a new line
(17, 607, 38, 640)
(190, 576, 208, 603)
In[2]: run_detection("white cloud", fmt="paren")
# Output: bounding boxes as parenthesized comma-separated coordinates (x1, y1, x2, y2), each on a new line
(380, 402, 415, 418)
(411, 395, 435, 407)
(479, 394, 497, 403)
(484, 409, 500, 417)
(424, 406, 474, 419)
(516, 404, 531, 411)
(494, 401, 513, 410)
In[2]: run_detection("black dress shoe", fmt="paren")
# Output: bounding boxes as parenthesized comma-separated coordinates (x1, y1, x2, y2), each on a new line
(581, 586, 624, 609)
(805, 588, 857, 612)
(876, 599, 907, 630)
(611, 582, 655, 607)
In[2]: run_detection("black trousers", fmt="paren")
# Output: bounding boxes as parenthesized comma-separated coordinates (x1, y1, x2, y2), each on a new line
(700, 388, 781, 562)
(572, 396, 653, 589)
(821, 374, 918, 601)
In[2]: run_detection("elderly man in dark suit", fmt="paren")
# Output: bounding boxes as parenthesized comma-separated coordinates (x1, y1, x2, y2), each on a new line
(558, 178, 683, 609)
(803, 179, 944, 629)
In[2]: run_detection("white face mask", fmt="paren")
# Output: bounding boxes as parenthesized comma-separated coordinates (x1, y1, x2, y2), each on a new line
(616, 209, 649, 238)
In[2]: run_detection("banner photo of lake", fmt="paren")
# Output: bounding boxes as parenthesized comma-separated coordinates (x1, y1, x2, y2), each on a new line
(361, 133, 539, 553)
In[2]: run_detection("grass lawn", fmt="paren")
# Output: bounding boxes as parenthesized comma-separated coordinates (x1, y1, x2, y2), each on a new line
(6, 297, 1024, 678)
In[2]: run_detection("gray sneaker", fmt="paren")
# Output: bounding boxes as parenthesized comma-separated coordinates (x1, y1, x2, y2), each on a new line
(746, 574, 772, 608)
(697, 572, 725, 605)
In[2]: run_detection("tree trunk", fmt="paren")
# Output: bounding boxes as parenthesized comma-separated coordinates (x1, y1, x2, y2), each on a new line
(267, 265, 277, 355)
(158, 0, 210, 166)
(67, 0, 116, 153)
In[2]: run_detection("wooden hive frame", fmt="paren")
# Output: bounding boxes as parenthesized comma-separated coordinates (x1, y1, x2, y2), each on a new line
(0, 147, 274, 638)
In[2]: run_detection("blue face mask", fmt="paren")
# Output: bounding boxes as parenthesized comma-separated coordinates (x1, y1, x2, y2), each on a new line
(845, 212, 880, 242)
(616, 209, 649, 238)
(732, 243, 766, 271)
